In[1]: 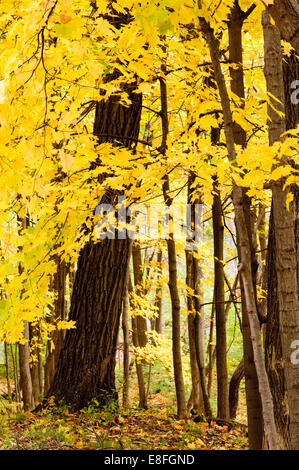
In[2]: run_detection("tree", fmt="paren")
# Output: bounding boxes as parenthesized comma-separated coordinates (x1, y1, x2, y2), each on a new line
(227, 0, 263, 448)
(263, 10, 299, 449)
(198, 10, 279, 449)
(46, 8, 143, 408)
(268, 0, 299, 53)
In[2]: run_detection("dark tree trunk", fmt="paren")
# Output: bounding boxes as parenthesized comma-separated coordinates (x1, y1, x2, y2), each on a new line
(47, 237, 132, 409)
(229, 359, 244, 420)
(228, 1, 263, 449)
(122, 256, 131, 408)
(44, 257, 67, 395)
(267, 0, 299, 54)
(46, 39, 142, 409)
(212, 182, 229, 420)
(264, 17, 299, 449)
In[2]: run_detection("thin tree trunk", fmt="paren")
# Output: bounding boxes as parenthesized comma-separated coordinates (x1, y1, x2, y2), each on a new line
(4, 343, 12, 402)
(128, 269, 148, 409)
(212, 182, 229, 420)
(160, 57, 187, 419)
(228, 1, 263, 449)
(184, 189, 211, 418)
(18, 321, 35, 411)
(186, 260, 205, 415)
(131, 316, 148, 409)
(122, 247, 131, 409)
(229, 359, 245, 420)
(29, 323, 42, 404)
(206, 297, 215, 398)
(186, 176, 205, 415)
(11, 344, 20, 409)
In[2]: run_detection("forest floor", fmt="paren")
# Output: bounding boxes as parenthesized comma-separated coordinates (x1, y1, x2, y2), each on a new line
(0, 378, 248, 451)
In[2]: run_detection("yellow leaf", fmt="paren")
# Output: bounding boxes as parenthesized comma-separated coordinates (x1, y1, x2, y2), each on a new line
(57, 320, 76, 330)
(59, 13, 72, 24)
(59, 149, 74, 172)
(286, 192, 294, 211)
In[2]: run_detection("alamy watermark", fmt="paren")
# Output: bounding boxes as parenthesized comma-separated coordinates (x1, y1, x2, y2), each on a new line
(94, 196, 203, 250)
(290, 340, 299, 365)
(291, 80, 299, 105)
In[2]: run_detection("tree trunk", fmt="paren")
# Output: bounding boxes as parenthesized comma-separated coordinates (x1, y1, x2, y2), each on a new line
(11, 344, 21, 409)
(229, 359, 244, 420)
(212, 182, 229, 420)
(131, 315, 148, 409)
(44, 257, 67, 395)
(263, 11, 299, 449)
(228, 1, 263, 449)
(153, 249, 163, 334)
(130, 243, 148, 408)
(46, 42, 142, 409)
(186, 177, 205, 415)
(19, 321, 35, 411)
(166, 227, 187, 419)
(160, 62, 187, 419)
(4, 343, 12, 402)
(132, 242, 148, 347)
(29, 323, 42, 404)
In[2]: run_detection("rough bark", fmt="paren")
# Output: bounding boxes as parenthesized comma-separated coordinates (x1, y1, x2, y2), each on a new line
(206, 298, 215, 398)
(131, 315, 148, 409)
(4, 343, 12, 401)
(46, 21, 142, 407)
(29, 323, 43, 404)
(263, 10, 299, 449)
(47, 236, 132, 409)
(228, 1, 263, 449)
(130, 243, 149, 408)
(11, 344, 21, 408)
(160, 62, 187, 419)
(268, 0, 299, 53)
(153, 249, 163, 334)
(229, 359, 245, 420)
